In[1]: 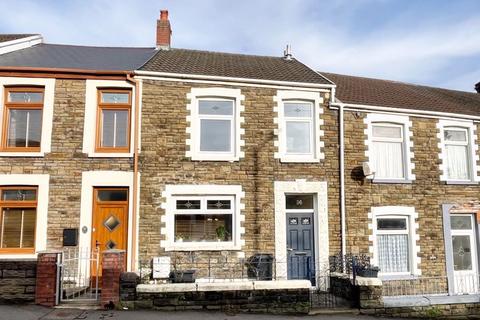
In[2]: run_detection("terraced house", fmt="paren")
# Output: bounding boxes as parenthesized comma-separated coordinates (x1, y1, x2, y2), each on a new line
(0, 10, 480, 317)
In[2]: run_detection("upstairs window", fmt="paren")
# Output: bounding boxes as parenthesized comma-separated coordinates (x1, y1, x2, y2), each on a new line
(186, 88, 244, 161)
(284, 102, 314, 155)
(444, 127, 470, 180)
(371, 123, 405, 179)
(438, 120, 478, 183)
(0, 187, 37, 253)
(1, 87, 44, 152)
(95, 89, 131, 153)
(198, 99, 234, 153)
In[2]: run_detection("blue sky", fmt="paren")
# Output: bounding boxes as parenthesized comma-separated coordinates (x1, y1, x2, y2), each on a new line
(1, 0, 479, 92)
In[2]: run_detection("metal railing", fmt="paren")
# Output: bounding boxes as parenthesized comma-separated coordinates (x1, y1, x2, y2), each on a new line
(58, 247, 100, 302)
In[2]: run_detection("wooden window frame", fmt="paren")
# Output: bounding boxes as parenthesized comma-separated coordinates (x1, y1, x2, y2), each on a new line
(1, 86, 44, 152)
(0, 186, 38, 254)
(95, 88, 132, 153)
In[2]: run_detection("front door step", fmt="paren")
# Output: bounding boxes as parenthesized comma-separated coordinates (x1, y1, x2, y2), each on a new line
(309, 308, 360, 315)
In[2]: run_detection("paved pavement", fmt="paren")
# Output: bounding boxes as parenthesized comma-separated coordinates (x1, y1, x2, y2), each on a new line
(0, 305, 398, 320)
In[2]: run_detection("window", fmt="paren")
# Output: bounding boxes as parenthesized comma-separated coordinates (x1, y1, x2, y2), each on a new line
(365, 114, 415, 182)
(161, 184, 244, 251)
(375, 216, 410, 273)
(284, 102, 314, 155)
(371, 123, 405, 179)
(198, 99, 234, 153)
(0, 187, 37, 253)
(95, 89, 131, 152)
(186, 87, 244, 161)
(173, 196, 233, 242)
(274, 90, 323, 162)
(438, 120, 478, 183)
(1, 87, 44, 152)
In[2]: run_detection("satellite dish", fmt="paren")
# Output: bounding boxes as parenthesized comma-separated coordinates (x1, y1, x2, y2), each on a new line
(362, 162, 375, 177)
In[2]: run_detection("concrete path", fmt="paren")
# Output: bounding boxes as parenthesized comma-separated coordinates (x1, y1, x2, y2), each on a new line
(0, 305, 398, 320)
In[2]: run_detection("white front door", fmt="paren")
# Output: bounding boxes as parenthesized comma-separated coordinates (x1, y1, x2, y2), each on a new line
(451, 214, 479, 294)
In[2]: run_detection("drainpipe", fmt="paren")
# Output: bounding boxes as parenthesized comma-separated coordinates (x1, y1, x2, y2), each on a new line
(333, 90, 346, 268)
(126, 73, 140, 272)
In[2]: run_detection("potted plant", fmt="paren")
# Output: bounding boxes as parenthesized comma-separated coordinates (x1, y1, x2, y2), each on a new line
(176, 234, 184, 242)
(216, 225, 227, 241)
(356, 265, 380, 278)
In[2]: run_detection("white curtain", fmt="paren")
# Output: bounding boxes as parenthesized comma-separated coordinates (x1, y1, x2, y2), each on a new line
(372, 141, 404, 179)
(378, 234, 409, 273)
(446, 145, 469, 180)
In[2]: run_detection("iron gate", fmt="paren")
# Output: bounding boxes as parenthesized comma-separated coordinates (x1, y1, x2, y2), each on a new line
(57, 247, 100, 303)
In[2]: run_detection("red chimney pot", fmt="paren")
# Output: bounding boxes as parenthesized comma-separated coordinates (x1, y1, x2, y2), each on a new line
(160, 10, 168, 20)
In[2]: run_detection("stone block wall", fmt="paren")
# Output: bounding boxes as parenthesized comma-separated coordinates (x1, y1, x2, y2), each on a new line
(0, 79, 132, 251)
(343, 111, 480, 277)
(0, 259, 37, 304)
(138, 80, 340, 270)
(132, 288, 310, 314)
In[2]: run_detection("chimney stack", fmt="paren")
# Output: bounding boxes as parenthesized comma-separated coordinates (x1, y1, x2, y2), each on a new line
(156, 10, 171, 50)
(475, 81, 480, 93)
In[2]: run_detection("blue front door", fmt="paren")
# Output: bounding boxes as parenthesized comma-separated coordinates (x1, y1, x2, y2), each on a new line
(286, 212, 315, 285)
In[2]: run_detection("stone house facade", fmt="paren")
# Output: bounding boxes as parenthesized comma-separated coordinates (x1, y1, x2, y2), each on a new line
(0, 11, 480, 311)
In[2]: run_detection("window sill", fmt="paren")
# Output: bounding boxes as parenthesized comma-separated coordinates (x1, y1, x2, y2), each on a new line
(0, 253, 37, 259)
(87, 152, 133, 158)
(164, 242, 241, 252)
(190, 155, 240, 162)
(0, 152, 45, 157)
(380, 274, 419, 281)
(279, 157, 320, 163)
(372, 179, 413, 184)
(444, 180, 479, 185)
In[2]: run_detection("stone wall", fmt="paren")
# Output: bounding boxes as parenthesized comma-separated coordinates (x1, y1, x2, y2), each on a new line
(0, 79, 133, 250)
(343, 111, 480, 276)
(138, 80, 340, 268)
(0, 259, 37, 304)
(362, 303, 480, 318)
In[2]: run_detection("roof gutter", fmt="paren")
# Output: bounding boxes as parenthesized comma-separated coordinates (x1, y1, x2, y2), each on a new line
(134, 70, 336, 89)
(330, 102, 480, 121)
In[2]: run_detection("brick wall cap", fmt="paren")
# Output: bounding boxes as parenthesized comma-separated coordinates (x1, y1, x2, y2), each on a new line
(37, 250, 62, 254)
(102, 249, 126, 254)
(355, 276, 382, 287)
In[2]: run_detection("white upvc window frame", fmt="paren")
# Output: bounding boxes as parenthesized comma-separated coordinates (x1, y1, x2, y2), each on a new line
(283, 100, 315, 157)
(161, 185, 245, 251)
(186, 88, 245, 161)
(437, 119, 479, 183)
(171, 195, 235, 244)
(0, 77, 55, 157)
(369, 206, 421, 279)
(364, 114, 415, 183)
(274, 90, 324, 163)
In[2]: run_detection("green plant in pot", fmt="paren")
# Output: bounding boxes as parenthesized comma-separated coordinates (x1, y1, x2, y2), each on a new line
(216, 225, 228, 241)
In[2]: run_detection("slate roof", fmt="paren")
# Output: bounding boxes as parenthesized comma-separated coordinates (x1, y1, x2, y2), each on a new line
(0, 43, 157, 71)
(321, 72, 480, 117)
(140, 48, 333, 85)
(0, 34, 37, 43)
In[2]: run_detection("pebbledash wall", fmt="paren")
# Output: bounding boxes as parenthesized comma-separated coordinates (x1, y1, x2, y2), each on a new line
(343, 110, 480, 277)
(0, 80, 133, 248)
(137, 79, 341, 273)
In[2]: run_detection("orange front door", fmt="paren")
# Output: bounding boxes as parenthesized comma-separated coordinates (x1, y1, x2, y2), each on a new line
(91, 187, 129, 277)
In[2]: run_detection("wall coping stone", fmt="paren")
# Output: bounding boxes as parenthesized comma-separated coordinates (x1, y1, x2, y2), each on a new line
(137, 280, 311, 293)
(384, 294, 480, 308)
(355, 276, 382, 286)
